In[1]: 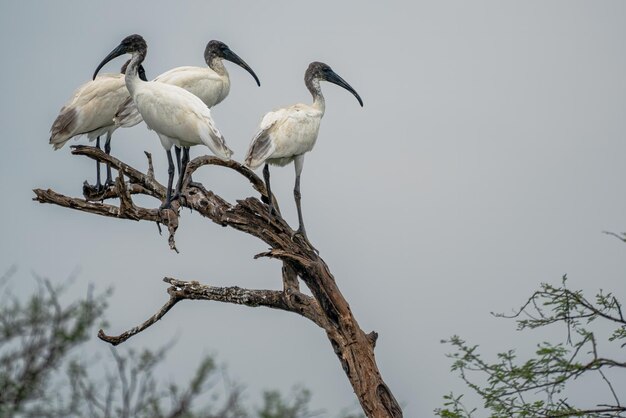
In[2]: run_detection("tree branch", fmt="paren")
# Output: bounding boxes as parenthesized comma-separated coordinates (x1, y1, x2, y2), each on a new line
(32, 186, 180, 253)
(33, 188, 161, 222)
(98, 290, 181, 346)
(98, 276, 325, 347)
(185, 156, 268, 198)
(71, 145, 165, 197)
(548, 406, 626, 417)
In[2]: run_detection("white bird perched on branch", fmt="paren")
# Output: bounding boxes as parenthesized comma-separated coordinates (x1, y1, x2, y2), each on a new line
(93, 34, 233, 209)
(49, 61, 147, 191)
(244, 61, 363, 242)
(115, 40, 260, 186)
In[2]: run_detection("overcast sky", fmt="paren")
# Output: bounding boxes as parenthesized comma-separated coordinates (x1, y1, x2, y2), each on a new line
(2, 1, 626, 416)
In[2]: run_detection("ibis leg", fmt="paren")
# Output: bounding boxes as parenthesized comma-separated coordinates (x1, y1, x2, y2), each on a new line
(184, 147, 191, 178)
(184, 147, 201, 188)
(293, 155, 306, 237)
(161, 150, 175, 209)
(95, 136, 102, 191)
(104, 133, 113, 187)
(292, 156, 317, 252)
(294, 173, 306, 237)
(174, 146, 182, 175)
(175, 146, 190, 197)
(263, 163, 276, 215)
(184, 147, 195, 186)
(174, 146, 200, 189)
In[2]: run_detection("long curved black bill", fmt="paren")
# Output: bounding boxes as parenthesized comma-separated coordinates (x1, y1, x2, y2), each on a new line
(222, 48, 261, 86)
(93, 44, 127, 80)
(327, 71, 363, 107)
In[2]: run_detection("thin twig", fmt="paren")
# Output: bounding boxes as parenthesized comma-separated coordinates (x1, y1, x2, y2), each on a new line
(98, 294, 182, 346)
(602, 230, 626, 243)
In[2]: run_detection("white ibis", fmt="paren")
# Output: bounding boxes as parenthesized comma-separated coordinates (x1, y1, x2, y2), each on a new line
(49, 61, 147, 191)
(93, 34, 233, 208)
(115, 40, 260, 184)
(244, 61, 363, 241)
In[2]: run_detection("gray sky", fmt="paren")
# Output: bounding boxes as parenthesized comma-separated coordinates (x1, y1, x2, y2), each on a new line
(2, 1, 626, 416)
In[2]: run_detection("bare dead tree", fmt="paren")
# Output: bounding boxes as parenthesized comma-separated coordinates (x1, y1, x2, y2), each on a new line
(33, 146, 403, 418)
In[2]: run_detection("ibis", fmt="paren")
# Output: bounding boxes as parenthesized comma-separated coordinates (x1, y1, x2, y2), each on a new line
(244, 61, 363, 241)
(49, 61, 147, 191)
(93, 34, 233, 209)
(115, 40, 260, 184)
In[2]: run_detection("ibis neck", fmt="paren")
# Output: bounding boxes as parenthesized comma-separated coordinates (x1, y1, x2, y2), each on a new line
(207, 56, 228, 78)
(307, 78, 326, 112)
(124, 50, 146, 96)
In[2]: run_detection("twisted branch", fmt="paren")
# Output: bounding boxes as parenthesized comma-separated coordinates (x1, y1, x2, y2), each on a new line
(98, 273, 326, 346)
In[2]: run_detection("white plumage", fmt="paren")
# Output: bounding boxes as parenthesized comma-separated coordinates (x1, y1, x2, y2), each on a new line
(116, 66, 228, 128)
(129, 81, 230, 157)
(156, 65, 230, 106)
(49, 73, 127, 150)
(245, 104, 323, 169)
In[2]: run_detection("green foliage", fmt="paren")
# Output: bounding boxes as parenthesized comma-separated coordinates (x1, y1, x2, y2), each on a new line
(0, 271, 246, 418)
(255, 387, 364, 418)
(436, 276, 626, 418)
(0, 271, 109, 417)
(257, 386, 320, 418)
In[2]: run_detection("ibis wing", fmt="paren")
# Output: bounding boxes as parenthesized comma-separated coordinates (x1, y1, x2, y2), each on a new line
(49, 74, 126, 149)
(155, 66, 226, 108)
(156, 66, 221, 85)
(114, 96, 143, 128)
(197, 110, 233, 160)
(244, 124, 277, 169)
(49, 106, 78, 149)
(244, 110, 289, 169)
